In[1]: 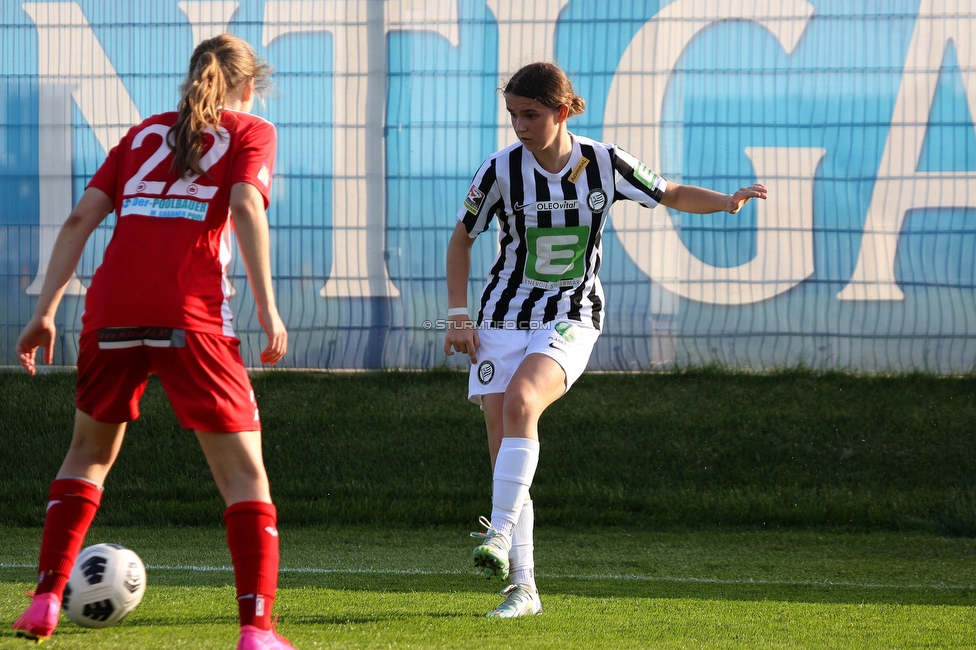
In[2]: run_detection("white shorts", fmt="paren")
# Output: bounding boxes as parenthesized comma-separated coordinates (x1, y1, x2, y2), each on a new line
(467, 321, 600, 405)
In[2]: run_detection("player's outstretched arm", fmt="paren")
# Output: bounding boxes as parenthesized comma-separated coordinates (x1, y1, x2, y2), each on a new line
(230, 181, 287, 365)
(444, 221, 480, 363)
(17, 188, 113, 374)
(661, 182, 767, 214)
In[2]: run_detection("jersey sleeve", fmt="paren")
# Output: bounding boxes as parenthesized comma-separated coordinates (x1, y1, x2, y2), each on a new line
(609, 145, 668, 208)
(87, 137, 124, 199)
(457, 156, 503, 237)
(231, 118, 277, 208)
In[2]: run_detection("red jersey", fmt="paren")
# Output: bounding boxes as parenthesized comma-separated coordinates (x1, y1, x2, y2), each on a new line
(82, 109, 276, 337)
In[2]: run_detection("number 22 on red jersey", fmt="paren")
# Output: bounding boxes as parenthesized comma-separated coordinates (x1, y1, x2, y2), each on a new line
(118, 123, 230, 222)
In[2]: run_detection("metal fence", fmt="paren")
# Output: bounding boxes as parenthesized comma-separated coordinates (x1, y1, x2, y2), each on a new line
(2, 0, 975, 372)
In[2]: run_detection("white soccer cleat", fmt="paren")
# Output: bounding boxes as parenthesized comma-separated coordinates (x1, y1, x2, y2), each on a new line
(470, 516, 511, 580)
(486, 583, 543, 619)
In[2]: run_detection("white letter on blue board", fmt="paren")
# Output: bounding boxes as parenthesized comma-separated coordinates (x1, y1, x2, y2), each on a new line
(604, 0, 821, 306)
(23, 2, 141, 295)
(263, 0, 460, 299)
(838, 0, 976, 301)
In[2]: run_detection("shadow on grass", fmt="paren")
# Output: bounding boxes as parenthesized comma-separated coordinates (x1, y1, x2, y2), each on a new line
(108, 614, 239, 627)
(278, 611, 479, 626)
(540, 577, 976, 607)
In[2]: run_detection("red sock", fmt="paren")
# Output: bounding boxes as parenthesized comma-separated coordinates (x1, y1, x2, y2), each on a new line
(35, 478, 103, 598)
(225, 500, 279, 630)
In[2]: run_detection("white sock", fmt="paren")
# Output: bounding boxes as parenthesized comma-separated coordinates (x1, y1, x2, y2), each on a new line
(490, 437, 540, 539)
(509, 496, 536, 591)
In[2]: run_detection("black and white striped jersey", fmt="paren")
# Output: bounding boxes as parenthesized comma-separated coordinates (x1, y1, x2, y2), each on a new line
(457, 133, 668, 331)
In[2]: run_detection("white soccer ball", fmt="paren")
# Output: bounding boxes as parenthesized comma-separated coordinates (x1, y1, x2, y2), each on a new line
(62, 543, 146, 629)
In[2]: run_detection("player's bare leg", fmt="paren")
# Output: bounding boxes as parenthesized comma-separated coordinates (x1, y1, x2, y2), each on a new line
(195, 430, 271, 506)
(55, 410, 127, 483)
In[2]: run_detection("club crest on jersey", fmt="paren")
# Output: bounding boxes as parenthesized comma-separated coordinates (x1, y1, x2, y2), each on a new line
(464, 185, 485, 214)
(587, 188, 608, 213)
(478, 360, 495, 385)
(257, 162, 271, 187)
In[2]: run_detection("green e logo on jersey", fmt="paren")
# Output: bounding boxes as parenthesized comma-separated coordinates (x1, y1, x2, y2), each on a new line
(524, 226, 590, 288)
(634, 162, 661, 191)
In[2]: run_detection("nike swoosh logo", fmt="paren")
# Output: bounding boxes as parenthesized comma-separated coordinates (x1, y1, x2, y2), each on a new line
(514, 202, 531, 212)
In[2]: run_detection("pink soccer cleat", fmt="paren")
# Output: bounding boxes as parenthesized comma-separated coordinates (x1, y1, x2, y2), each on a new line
(237, 624, 297, 650)
(12, 592, 61, 643)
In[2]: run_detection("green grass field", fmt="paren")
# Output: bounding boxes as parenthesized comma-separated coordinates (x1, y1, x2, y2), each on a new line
(2, 368, 976, 647)
(1, 526, 975, 648)
(4, 368, 976, 533)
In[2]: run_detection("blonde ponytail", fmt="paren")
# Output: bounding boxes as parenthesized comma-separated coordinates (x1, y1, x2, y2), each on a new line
(169, 34, 272, 178)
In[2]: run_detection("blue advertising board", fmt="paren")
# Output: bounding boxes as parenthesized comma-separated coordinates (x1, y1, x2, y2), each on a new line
(1, 0, 974, 372)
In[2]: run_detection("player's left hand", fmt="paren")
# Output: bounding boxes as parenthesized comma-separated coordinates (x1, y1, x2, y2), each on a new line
(727, 183, 767, 214)
(258, 309, 288, 365)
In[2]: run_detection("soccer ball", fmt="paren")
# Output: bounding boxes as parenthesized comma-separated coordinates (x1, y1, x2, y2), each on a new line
(62, 543, 146, 628)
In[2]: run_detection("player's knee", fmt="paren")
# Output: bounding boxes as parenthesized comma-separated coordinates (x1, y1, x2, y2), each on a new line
(501, 389, 542, 427)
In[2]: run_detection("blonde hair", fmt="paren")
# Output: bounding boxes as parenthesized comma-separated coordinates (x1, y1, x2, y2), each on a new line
(169, 34, 272, 177)
(502, 62, 585, 117)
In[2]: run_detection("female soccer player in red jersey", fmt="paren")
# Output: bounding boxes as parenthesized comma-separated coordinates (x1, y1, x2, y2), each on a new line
(445, 62, 766, 618)
(12, 34, 295, 650)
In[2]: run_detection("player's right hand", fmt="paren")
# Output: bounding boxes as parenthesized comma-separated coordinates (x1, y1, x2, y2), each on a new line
(444, 315, 479, 364)
(16, 315, 57, 376)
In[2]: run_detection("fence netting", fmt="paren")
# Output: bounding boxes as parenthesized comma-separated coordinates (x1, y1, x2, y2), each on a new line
(1, 1, 974, 372)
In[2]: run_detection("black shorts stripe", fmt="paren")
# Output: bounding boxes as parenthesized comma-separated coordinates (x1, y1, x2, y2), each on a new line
(97, 327, 187, 349)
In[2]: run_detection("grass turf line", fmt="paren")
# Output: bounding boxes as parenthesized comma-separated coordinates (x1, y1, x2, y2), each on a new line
(0, 526, 974, 649)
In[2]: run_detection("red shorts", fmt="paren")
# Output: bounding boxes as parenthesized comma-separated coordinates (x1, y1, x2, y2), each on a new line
(76, 328, 261, 433)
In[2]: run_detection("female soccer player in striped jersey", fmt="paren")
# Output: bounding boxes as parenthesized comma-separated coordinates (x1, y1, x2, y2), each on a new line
(12, 35, 294, 650)
(444, 62, 766, 618)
